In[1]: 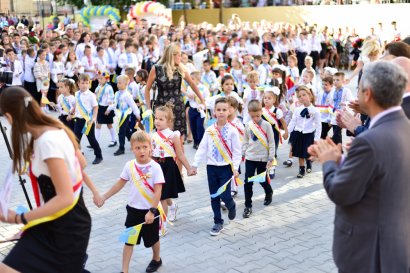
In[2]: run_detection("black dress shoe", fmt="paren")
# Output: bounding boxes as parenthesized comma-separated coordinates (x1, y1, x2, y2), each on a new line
(193, 144, 199, 150)
(306, 160, 312, 173)
(243, 207, 252, 218)
(92, 157, 103, 165)
(146, 259, 162, 273)
(114, 149, 125, 156)
(108, 141, 117, 147)
(264, 193, 273, 206)
(228, 201, 236, 220)
(87, 145, 93, 149)
(297, 166, 306, 178)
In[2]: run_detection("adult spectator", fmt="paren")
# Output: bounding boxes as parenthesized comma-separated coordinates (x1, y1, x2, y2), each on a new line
(310, 61, 410, 273)
(392, 57, 410, 119)
(382, 41, 410, 60)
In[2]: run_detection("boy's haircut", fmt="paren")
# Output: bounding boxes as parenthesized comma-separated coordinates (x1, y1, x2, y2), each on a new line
(304, 70, 314, 79)
(334, 72, 345, 78)
(78, 73, 90, 82)
(304, 56, 313, 62)
(247, 99, 262, 112)
(227, 96, 242, 112)
(190, 71, 201, 80)
(96, 46, 104, 52)
(215, 97, 228, 107)
(117, 75, 130, 84)
(27, 48, 35, 56)
(253, 55, 262, 62)
(84, 45, 91, 50)
(247, 71, 259, 82)
(322, 76, 334, 85)
(130, 130, 151, 145)
(125, 67, 136, 76)
(288, 54, 298, 64)
(109, 39, 117, 47)
(203, 59, 210, 65)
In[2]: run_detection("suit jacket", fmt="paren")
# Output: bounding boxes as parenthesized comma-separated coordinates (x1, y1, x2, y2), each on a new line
(323, 110, 410, 273)
(401, 95, 410, 119)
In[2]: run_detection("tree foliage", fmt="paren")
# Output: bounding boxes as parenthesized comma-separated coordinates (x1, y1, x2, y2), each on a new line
(56, 0, 169, 10)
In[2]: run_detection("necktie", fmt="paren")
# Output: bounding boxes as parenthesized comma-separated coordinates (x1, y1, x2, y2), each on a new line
(300, 108, 310, 118)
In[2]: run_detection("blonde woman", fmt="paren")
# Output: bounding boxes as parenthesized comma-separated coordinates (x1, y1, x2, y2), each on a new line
(145, 43, 205, 140)
(346, 36, 381, 84)
(33, 48, 51, 112)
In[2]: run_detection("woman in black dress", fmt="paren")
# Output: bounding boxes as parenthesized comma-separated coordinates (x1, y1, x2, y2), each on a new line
(0, 87, 93, 273)
(145, 43, 205, 144)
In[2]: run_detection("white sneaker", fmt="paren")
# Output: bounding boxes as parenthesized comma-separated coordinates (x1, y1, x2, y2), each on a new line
(159, 227, 168, 237)
(168, 202, 178, 222)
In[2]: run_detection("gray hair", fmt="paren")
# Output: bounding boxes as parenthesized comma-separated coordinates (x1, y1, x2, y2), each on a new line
(360, 61, 408, 108)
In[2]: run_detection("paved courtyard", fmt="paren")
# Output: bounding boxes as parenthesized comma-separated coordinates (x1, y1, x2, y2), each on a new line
(0, 116, 338, 273)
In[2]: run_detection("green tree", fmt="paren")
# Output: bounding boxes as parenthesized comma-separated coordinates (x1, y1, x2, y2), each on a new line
(56, 0, 169, 9)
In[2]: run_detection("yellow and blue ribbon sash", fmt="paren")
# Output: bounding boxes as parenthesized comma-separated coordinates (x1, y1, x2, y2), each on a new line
(76, 92, 93, 135)
(60, 96, 71, 114)
(248, 122, 269, 150)
(262, 107, 282, 144)
(96, 84, 107, 104)
(142, 110, 154, 133)
(248, 171, 267, 183)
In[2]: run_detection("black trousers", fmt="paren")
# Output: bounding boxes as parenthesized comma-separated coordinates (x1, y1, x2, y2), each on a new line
(244, 160, 273, 208)
(24, 81, 41, 104)
(321, 122, 332, 139)
(297, 51, 307, 73)
(74, 118, 102, 159)
(310, 51, 320, 71)
(118, 116, 132, 150)
(332, 125, 343, 145)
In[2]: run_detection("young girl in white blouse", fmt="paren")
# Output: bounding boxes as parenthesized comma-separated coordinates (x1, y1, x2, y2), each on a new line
(152, 103, 194, 230)
(65, 50, 83, 82)
(55, 78, 76, 131)
(243, 71, 263, 124)
(288, 86, 321, 178)
(50, 49, 65, 102)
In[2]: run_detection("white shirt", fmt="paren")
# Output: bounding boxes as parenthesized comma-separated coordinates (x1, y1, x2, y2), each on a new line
(331, 87, 354, 125)
(201, 71, 218, 92)
(105, 48, 117, 73)
(74, 90, 98, 119)
(75, 43, 96, 61)
(127, 81, 138, 99)
(243, 87, 263, 124)
(120, 159, 165, 210)
(256, 64, 268, 85)
(118, 52, 139, 75)
(5, 60, 23, 86)
(192, 122, 242, 170)
(51, 61, 65, 83)
(108, 90, 140, 118)
(369, 106, 402, 129)
(187, 83, 209, 109)
(295, 37, 310, 53)
(65, 60, 84, 78)
(57, 94, 76, 115)
(95, 83, 114, 106)
(151, 128, 180, 158)
(309, 36, 322, 52)
(248, 44, 261, 56)
(95, 56, 107, 72)
(316, 89, 335, 123)
(23, 55, 35, 82)
(288, 104, 322, 140)
(81, 56, 98, 79)
(32, 130, 77, 182)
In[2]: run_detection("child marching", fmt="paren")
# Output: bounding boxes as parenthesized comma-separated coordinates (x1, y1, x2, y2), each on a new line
(192, 97, 241, 236)
(288, 86, 321, 178)
(55, 78, 76, 132)
(101, 131, 164, 273)
(73, 73, 103, 165)
(94, 70, 117, 147)
(242, 100, 276, 218)
(107, 75, 141, 156)
(152, 103, 195, 229)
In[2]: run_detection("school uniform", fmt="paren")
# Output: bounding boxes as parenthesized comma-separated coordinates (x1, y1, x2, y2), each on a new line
(73, 90, 103, 160)
(230, 68, 244, 95)
(242, 119, 275, 209)
(95, 55, 108, 72)
(201, 71, 218, 95)
(330, 87, 353, 144)
(288, 104, 321, 159)
(105, 47, 118, 90)
(50, 61, 65, 102)
(315, 88, 335, 139)
(187, 83, 210, 146)
(262, 106, 284, 157)
(127, 81, 139, 134)
(228, 118, 245, 193)
(120, 159, 165, 247)
(152, 128, 185, 200)
(256, 64, 268, 86)
(192, 123, 241, 225)
(95, 83, 115, 124)
(23, 55, 40, 103)
(118, 52, 139, 75)
(65, 60, 84, 82)
(57, 93, 75, 131)
(107, 89, 140, 151)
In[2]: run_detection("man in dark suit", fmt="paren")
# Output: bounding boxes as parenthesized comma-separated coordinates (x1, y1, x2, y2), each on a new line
(309, 61, 410, 273)
(392, 57, 410, 119)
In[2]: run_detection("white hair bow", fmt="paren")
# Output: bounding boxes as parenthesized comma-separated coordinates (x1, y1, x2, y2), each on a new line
(24, 96, 32, 108)
(264, 86, 281, 96)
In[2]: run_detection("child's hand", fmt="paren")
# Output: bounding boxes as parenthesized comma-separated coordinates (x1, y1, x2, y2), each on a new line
(283, 131, 289, 140)
(93, 194, 105, 208)
(105, 110, 110, 116)
(233, 170, 239, 178)
(189, 167, 197, 176)
(145, 211, 155, 224)
(266, 161, 272, 169)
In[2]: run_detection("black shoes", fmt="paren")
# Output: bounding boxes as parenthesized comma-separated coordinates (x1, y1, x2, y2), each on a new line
(193, 144, 199, 150)
(243, 207, 252, 218)
(114, 149, 125, 156)
(306, 160, 312, 173)
(297, 166, 306, 178)
(283, 159, 293, 167)
(108, 141, 117, 147)
(146, 259, 162, 273)
(92, 157, 103, 165)
(228, 202, 236, 220)
(264, 193, 273, 206)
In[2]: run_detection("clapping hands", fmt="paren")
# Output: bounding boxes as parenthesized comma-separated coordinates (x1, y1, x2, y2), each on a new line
(308, 137, 342, 164)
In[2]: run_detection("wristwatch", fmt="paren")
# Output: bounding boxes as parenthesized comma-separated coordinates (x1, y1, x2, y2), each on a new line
(149, 207, 158, 214)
